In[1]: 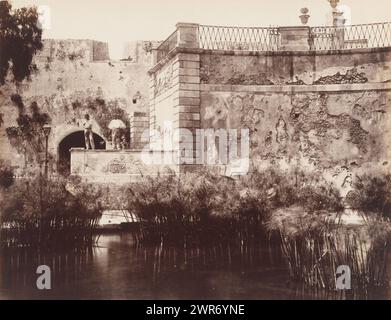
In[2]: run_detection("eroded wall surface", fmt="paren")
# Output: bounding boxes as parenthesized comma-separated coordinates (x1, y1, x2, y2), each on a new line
(200, 49, 391, 184)
(149, 56, 177, 149)
(200, 49, 391, 85)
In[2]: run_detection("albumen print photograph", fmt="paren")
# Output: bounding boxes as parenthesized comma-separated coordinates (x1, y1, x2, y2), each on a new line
(0, 0, 391, 302)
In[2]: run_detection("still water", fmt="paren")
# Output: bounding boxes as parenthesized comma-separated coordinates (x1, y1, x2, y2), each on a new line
(0, 234, 390, 300)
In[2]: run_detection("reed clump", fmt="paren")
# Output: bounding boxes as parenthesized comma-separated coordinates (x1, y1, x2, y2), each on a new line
(346, 173, 391, 218)
(0, 175, 103, 249)
(267, 207, 391, 293)
(126, 170, 237, 245)
(125, 167, 391, 294)
(126, 168, 286, 245)
(125, 168, 340, 245)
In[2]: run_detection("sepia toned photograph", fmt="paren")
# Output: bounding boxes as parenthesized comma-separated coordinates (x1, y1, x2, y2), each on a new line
(1, 0, 391, 304)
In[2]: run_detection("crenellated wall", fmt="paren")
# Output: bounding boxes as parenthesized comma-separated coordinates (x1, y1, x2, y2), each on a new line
(0, 39, 153, 175)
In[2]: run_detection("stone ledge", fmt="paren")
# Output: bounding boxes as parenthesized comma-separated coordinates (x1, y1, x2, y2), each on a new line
(148, 46, 391, 74)
(201, 82, 391, 93)
(201, 46, 391, 57)
(170, 83, 200, 91)
(71, 148, 145, 153)
(172, 90, 200, 98)
(70, 172, 179, 184)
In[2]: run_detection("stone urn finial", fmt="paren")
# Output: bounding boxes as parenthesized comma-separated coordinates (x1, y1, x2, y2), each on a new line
(329, 0, 340, 9)
(299, 8, 310, 25)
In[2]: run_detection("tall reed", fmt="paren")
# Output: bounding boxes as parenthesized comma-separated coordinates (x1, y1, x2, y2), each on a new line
(268, 207, 391, 295)
(0, 175, 103, 249)
(125, 168, 336, 246)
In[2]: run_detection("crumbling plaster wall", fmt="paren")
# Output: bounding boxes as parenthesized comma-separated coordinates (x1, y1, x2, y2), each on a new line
(201, 90, 390, 167)
(149, 56, 177, 148)
(200, 49, 391, 85)
(200, 48, 391, 185)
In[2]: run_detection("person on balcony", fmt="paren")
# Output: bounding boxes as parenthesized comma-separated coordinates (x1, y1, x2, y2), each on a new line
(108, 118, 126, 150)
(83, 114, 95, 150)
(120, 134, 128, 150)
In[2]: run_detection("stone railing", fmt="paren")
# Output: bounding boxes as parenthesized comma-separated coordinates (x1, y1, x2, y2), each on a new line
(156, 29, 179, 63)
(198, 25, 280, 51)
(310, 22, 391, 51)
(154, 22, 391, 64)
(154, 23, 199, 64)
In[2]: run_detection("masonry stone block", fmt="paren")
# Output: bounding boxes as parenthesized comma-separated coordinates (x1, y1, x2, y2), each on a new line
(179, 61, 200, 69)
(178, 68, 200, 77)
(178, 113, 201, 121)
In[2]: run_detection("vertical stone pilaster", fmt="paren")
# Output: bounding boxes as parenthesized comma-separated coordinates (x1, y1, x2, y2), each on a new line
(148, 23, 202, 173)
(130, 112, 149, 150)
(148, 75, 157, 148)
(176, 23, 200, 49)
(171, 52, 202, 172)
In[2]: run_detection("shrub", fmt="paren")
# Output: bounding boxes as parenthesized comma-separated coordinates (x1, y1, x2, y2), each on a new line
(346, 174, 391, 218)
(0, 162, 14, 189)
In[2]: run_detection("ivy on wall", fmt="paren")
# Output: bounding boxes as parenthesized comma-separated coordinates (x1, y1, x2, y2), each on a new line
(71, 96, 130, 143)
(5, 94, 51, 164)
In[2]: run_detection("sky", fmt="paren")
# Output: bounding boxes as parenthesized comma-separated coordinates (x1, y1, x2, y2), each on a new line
(9, 0, 391, 59)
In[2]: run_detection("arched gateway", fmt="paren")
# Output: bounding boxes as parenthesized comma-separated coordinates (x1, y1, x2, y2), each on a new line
(58, 131, 106, 174)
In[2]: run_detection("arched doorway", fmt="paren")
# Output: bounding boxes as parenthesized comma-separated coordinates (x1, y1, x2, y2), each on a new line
(58, 131, 106, 174)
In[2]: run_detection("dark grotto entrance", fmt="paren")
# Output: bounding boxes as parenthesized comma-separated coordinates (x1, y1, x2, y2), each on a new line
(58, 131, 106, 174)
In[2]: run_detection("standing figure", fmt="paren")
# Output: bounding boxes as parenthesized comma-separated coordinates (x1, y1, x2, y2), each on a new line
(112, 127, 121, 150)
(83, 114, 95, 150)
(108, 118, 126, 150)
(120, 135, 127, 150)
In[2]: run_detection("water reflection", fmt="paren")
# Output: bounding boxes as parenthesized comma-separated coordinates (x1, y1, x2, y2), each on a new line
(0, 234, 390, 300)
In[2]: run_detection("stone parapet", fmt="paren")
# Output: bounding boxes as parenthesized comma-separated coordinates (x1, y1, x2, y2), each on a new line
(70, 148, 179, 182)
(279, 26, 311, 51)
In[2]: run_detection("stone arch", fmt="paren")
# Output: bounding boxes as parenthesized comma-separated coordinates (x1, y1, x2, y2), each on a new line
(58, 130, 106, 175)
(54, 121, 108, 148)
